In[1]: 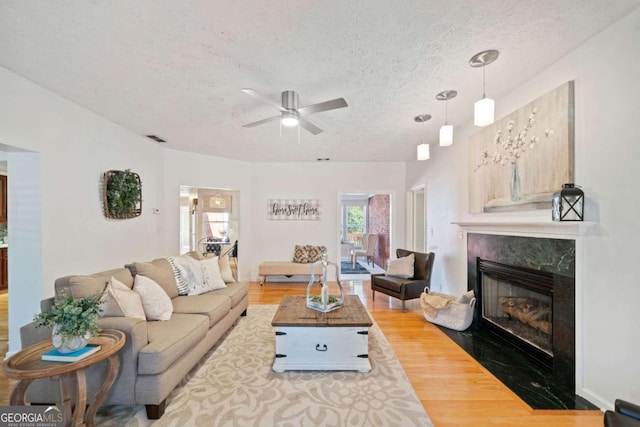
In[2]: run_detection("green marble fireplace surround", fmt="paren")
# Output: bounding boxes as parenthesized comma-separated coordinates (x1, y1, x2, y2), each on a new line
(442, 232, 597, 409)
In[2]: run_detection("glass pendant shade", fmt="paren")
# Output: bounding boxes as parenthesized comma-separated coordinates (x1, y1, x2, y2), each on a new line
(281, 111, 299, 127)
(474, 97, 495, 127)
(439, 124, 453, 147)
(417, 143, 430, 160)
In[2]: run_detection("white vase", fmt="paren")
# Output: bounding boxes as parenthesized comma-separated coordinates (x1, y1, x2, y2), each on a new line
(52, 324, 89, 354)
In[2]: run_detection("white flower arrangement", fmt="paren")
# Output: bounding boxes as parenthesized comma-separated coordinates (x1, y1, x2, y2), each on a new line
(474, 108, 554, 171)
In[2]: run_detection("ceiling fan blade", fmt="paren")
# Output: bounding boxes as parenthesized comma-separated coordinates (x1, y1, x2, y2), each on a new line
(297, 98, 348, 116)
(298, 117, 323, 135)
(242, 115, 281, 128)
(241, 88, 286, 112)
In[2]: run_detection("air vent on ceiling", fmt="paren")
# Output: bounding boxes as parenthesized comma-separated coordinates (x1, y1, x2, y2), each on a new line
(317, 158, 330, 161)
(146, 135, 166, 143)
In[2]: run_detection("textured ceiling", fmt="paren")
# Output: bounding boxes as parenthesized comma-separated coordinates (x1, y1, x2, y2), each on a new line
(1, 0, 639, 162)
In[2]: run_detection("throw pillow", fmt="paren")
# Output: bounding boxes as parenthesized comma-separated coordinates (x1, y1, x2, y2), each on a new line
(218, 255, 236, 283)
(133, 275, 173, 321)
(386, 253, 415, 278)
(190, 256, 227, 295)
(100, 285, 124, 317)
(165, 257, 190, 296)
(306, 245, 326, 263)
(103, 277, 146, 320)
(292, 245, 309, 263)
(167, 255, 206, 295)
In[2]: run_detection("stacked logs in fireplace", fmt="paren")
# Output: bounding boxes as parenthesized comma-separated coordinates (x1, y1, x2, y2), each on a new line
(498, 296, 551, 335)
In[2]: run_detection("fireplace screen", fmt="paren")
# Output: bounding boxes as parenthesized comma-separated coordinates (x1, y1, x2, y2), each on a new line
(481, 274, 553, 355)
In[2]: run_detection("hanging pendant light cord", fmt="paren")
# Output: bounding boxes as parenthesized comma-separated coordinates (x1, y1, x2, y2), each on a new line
(482, 65, 486, 98)
(444, 99, 448, 125)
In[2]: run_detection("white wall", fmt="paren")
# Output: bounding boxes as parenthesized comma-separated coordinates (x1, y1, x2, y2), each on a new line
(406, 10, 640, 409)
(160, 148, 253, 280)
(0, 66, 166, 353)
(250, 162, 406, 280)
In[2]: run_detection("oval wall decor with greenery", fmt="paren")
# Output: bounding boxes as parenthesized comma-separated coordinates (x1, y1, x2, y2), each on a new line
(103, 169, 142, 219)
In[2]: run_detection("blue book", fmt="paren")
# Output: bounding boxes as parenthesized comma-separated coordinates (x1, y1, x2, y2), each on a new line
(41, 344, 101, 363)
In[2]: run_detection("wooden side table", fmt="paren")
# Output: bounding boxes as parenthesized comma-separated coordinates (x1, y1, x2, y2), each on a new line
(3, 329, 125, 427)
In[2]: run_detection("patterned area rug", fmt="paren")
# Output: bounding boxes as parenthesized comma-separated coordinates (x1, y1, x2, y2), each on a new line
(97, 305, 432, 426)
(340, 261, 370, 274)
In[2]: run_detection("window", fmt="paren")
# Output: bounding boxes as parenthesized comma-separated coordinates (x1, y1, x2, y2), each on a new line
(341, 203, 367, 244)
(202, 212, 231, 242)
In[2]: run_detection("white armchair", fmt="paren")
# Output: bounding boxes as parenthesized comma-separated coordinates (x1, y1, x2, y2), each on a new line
(350, 233, 378, 268)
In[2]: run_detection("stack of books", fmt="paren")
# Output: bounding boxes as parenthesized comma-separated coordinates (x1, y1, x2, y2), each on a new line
(41, 345, 102, 363)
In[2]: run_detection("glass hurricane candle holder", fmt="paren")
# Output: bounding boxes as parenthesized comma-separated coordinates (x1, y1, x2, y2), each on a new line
(306, 254, 344, 313)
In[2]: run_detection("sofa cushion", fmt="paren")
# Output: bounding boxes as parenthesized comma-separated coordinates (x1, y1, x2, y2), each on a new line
(209, 281, 249, 308)
(373, 275, 410, 294)
(171, 294, 231, 328)
(138, 313, 209, 375)
(133, 275, 173, 321)
(65, 268, 133, 299)
(131, 259, 179, 299)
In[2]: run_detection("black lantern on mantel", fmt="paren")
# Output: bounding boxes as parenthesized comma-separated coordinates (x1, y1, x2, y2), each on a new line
(552, 183, 584, 221)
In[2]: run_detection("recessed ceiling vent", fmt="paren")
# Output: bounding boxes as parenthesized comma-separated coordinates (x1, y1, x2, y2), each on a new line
(146, 135, 166, 143)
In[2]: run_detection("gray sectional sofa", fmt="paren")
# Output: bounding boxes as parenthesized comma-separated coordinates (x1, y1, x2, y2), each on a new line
(19, 254, 249, 419)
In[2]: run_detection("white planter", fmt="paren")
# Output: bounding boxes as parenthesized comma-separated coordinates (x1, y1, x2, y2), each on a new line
(52, 324, 89, 354)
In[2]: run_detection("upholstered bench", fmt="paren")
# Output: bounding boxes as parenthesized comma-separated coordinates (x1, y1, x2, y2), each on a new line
(258, 262, 323, 285)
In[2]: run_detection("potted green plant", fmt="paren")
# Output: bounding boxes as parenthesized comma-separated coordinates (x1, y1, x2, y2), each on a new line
(34, 292, 103, 353)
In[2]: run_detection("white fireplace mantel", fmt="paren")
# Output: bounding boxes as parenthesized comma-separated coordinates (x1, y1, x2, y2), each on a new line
(452, 220, 597, 239)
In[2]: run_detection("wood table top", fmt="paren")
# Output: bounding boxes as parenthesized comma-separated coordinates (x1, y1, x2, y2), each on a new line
(3, 329, 125, 380)
(272, 295, 373, 327)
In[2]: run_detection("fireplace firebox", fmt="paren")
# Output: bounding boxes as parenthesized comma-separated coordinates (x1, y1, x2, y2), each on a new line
(475, 256, 575, 391)
(478, 259, 555, 369)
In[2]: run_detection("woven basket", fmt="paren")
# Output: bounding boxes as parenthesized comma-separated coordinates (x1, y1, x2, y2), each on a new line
(421, 287, 476, 331)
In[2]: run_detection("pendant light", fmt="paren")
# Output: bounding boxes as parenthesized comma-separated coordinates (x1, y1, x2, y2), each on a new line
(414, 114, 431, 161)
(436, 90, 457, 147)
(470, 49, 499, 127)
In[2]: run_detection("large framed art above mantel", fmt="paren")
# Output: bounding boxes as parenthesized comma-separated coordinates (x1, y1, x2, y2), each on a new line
(469, 81, 574, 214)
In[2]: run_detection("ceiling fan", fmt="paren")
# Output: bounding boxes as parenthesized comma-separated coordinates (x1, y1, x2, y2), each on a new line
(241, 89, 348, 135)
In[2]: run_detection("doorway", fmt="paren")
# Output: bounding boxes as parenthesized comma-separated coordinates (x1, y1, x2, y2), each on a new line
(179, 186, 239, 265)
(338, 193, 390, 277)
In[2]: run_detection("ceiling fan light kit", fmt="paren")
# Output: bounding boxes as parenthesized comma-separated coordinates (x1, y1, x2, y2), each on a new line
(470, 49, 500, 127)
(242, 89, 347, 135)
(281, 111, 299, 127)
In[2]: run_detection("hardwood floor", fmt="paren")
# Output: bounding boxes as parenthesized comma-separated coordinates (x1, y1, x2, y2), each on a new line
(0, 282, 603, 426)
(252, 280, 603, 427)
